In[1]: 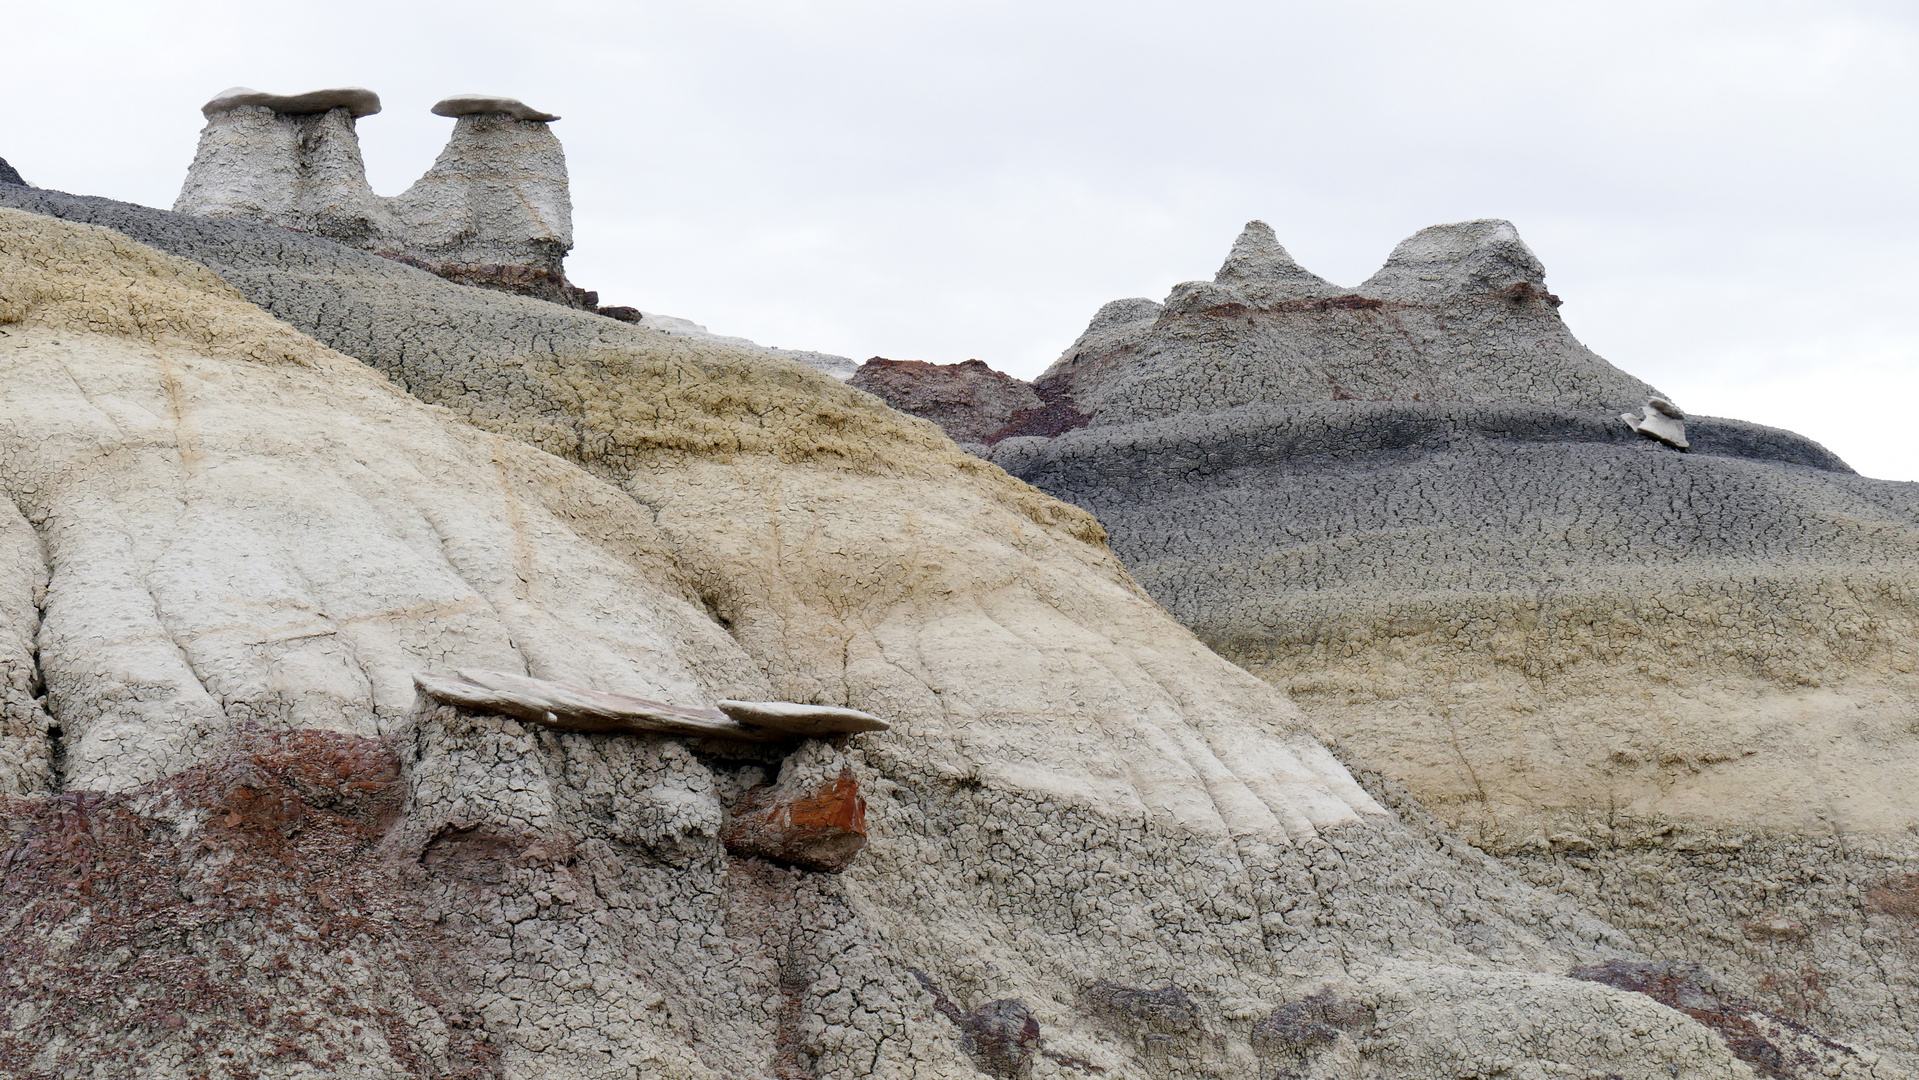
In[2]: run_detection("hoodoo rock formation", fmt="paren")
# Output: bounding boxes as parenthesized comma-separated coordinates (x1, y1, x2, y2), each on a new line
(0, 168, 1885, 1075)
(176, 87, 588, 307)
(166, 89, 859, 378)
(853, 218, 1919, 1069)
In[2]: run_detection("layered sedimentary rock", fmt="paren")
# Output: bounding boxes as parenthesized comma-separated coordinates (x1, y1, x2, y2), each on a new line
(849, 358, 1045, 446)
(0, 198, 1864, 1076)
(862, 219, 1919, 1066)
(1036, 219, 1659, 423)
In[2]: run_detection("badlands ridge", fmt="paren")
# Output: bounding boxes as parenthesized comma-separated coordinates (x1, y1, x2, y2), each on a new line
(0, 88, 1910, 1079)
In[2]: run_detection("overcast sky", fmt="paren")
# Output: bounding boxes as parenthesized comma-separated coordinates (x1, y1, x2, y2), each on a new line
(9, 1, 1919, 478)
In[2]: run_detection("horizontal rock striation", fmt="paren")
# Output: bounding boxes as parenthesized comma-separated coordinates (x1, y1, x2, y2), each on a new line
(414, 668, 889, 741)
(949, 218, 1919, 1067)
(0, 198, 1848, 1077)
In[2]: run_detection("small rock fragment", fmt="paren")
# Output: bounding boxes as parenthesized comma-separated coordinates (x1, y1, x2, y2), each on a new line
(1621, 397, 1689, 449)
(723, 766, 868, 872)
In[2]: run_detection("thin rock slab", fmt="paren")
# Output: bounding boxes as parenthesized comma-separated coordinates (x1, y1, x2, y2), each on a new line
(202, 86, 382, 118)
(413, 668, 889, 741)
(431, 94, 560, 123)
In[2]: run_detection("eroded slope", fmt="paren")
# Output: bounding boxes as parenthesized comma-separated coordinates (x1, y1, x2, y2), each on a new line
(0, 206, 1824, 1077)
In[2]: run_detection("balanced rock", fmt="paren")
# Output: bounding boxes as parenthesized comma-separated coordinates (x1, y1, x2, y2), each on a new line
(176, 86, 588, 307)
(415, 668, 889, 741)
(175, 88, 390, 245)
(432, 93, 560, 122)
(387, 104, 574, 288)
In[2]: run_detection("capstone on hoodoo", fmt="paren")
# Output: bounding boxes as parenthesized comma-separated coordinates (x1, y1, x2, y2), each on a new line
(175, 87, 592, 308)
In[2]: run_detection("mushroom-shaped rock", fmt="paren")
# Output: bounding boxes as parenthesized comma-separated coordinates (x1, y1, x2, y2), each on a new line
(1622, 397, 1689, 449)
(201, 86, 382, 118)
(413, 669, 889, 741)
(432, 94, 560, 123)
(390, 103, 574, 275)
(1358, 218, 1548, 301)
(1214, 219, 1337, 296)
(176, 89, 388, 240)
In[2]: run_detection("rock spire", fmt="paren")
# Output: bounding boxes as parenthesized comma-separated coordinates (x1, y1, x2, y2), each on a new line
(174, 86, 588, 307)
(1213, 219, 1336, 295)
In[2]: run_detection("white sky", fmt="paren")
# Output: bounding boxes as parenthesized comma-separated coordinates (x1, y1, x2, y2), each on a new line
(9, 0, 1919, 479)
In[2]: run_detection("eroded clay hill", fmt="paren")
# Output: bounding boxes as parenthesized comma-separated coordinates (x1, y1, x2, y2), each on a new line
(855, 219, 1919, 1070)
(0, 192, 1859, 1077)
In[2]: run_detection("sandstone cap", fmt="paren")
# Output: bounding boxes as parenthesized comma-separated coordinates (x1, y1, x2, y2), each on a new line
(202, 86, 382, 119)
(430, 94, 559, 122)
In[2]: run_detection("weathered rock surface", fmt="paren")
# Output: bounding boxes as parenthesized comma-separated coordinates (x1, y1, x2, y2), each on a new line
(0, 200, 1841, 1076)
(849, 358, 1045, 445)
(0, 158, 25, 187)
(176, 86, 590, 307)
(946, 219, 1919, 1068)
(1034, 218, 1660, 425)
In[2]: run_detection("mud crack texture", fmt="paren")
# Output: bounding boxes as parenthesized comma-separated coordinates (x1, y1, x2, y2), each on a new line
(976, 218, 1919, 1070)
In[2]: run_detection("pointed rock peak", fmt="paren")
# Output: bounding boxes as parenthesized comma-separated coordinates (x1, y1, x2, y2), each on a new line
(1214, 220, 1330, 290)
(202, 86, 382, 119)
(1360, 218, 1549, 301)
(432, 94, 559, 123)
(0, 158, 24, 187)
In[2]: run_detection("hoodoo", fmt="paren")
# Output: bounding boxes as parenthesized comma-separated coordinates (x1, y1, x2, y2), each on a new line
(175, 86, 588, 306)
